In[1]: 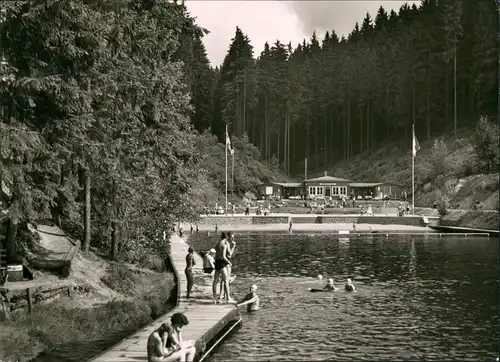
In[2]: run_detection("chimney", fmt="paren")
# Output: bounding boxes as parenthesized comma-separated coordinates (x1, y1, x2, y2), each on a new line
(324, 171, 328, 177)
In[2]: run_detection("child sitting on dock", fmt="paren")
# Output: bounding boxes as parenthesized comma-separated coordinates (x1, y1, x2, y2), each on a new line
(147, 312, 196, 362)
(236, 284, 260, 312)
(345, 278, 356, 292)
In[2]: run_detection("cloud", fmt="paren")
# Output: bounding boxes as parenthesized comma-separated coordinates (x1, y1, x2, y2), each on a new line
(185, 1, 418, 66)
(284, 1, 414, 37)
(186, 1, 303, 66)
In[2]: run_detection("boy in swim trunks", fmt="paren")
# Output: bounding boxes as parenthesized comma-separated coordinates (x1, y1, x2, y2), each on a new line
(147, 313, 196, 362)
(203, 248, 216, 275)
(212, 232, 234, 304)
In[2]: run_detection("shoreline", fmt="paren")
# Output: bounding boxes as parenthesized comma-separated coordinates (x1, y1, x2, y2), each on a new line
(191, 222, 433, 233)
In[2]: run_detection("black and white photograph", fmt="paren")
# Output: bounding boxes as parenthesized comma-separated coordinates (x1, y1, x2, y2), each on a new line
(0, 0, 498, 361)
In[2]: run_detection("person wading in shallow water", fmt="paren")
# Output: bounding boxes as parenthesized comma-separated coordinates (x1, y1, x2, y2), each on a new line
(185, 247, 196, 298)
(236, 284, 260, 312)
(202, 248, 216, 275)
(147, 313, 196, 362)
(212, 232, 234, 304)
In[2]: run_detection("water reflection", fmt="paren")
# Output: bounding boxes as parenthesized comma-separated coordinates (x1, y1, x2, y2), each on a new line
(187, 234, 498, 361)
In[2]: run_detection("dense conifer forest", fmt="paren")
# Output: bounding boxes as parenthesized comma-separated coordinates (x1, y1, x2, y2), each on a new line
(204, 0, 498, 174)
(0, 0, 497, 260)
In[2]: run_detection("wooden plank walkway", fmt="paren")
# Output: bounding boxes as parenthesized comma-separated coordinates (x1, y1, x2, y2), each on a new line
(89, 235, 241, 362)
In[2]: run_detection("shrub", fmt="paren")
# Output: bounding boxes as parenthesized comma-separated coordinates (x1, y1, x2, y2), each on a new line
(436, 194, 451, 216)
(101, 264, 137, 295)
(473, 116, 499, 173)
(429, 137, 449, 178)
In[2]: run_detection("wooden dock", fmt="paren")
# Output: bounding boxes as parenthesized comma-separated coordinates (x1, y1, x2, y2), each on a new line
(89, 235, 241, 362)
(429, 225, 498, 236)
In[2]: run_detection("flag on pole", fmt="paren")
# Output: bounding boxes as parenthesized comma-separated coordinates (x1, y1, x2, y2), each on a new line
(226, 128, 234, 155)
(412, 128, 420, 157)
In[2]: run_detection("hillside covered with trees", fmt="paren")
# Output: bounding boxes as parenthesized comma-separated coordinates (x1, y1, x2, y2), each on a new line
(205, 0, 497, 175)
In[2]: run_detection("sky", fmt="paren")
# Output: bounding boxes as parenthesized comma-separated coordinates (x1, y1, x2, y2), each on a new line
(185, 1, 418, 66)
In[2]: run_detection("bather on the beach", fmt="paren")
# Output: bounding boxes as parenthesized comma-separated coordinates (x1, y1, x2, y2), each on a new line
(345, 278, 356, 292)
(147, 313, 196, 362)
(236, 284, 260, 312)
(212, 232, 234, 304)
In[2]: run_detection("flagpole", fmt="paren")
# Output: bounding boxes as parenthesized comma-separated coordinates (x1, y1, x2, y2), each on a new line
(231, 152, 234, 196)
(412, 124, 415, 216)
(225, 124, 228, 214)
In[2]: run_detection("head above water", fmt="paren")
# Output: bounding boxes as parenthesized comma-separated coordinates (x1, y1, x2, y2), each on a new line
(249, 284, 257, 293)
(346, 278, 352, 284)
(327, 278, 334, 285)
(317, 274, 323, 281)
(209, 248, 216, 254)
(227, 231, 234, 240)
(188, 247, 194, 254)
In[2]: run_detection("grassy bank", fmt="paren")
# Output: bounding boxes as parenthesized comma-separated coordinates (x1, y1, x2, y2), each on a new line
(0, 258, 176, 362)
(314, 130, 498, 211)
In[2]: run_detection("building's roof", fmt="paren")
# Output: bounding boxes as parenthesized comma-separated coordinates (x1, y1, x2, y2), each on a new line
(349, 182, 383, 188)
(259, 182, 302, 188)
(305, 176, 350, 183)
(349, 182, 400, 187)
(275, 182, 302, 188)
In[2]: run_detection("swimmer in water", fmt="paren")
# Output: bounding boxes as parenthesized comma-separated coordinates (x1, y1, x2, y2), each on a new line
(309, 278, 338, 292)
(345, 278, 356, 292)
(323, 278, 338, 292)
(317, 274, 323, 282)
(236, 284, 259, 312)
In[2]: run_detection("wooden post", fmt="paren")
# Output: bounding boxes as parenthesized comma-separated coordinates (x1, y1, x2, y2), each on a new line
(27, 287, 33, 316)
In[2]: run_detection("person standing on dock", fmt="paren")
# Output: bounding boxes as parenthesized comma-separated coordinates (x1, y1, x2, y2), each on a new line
(213, 232, 235, 304)
(219, 232, 237, 300)
(236, 284, 260, 312)
(185, 247, 196, 298)
(147, 313, 196, 362)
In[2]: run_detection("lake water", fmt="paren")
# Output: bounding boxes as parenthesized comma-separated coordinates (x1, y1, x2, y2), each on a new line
(187, 233, 499, 361)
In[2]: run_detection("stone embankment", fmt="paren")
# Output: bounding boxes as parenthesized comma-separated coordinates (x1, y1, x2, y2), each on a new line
(198, 214, 434, 228)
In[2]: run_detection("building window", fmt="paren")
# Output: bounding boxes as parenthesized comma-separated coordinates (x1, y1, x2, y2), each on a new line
(340, 186, 347, 195)
(332, 187, 339, 195)
(309, 186, 315, 195)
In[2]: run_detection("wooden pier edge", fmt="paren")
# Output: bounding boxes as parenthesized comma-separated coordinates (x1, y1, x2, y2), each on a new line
(88, 234, 241, 362)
